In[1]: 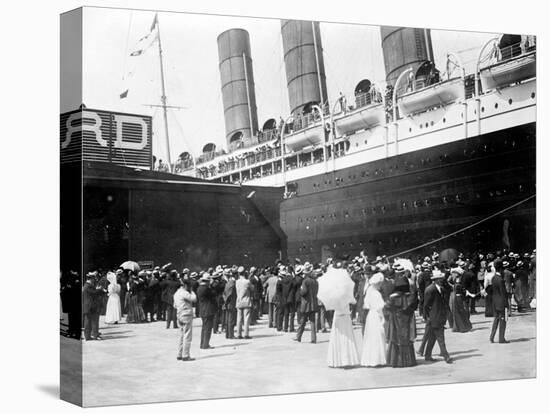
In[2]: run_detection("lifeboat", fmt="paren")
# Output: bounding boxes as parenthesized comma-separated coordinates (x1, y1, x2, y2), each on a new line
(334, 103, 385, 135)
(284, 123, 324, 152)
(398, 77, 464, 116)
(480, 51, 536, 91)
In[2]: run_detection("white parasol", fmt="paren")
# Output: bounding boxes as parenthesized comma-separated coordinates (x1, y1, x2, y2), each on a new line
(317, 267, 355, 311)
(394, 258, 414, 273)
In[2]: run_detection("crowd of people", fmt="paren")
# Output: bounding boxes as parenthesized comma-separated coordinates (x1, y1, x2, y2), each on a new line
(60, 247, 536, 367)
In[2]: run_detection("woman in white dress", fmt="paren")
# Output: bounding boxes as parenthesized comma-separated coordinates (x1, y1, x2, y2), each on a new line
(324, 268, 361, 368)
(360, 273, 387, 367)
(105, 272, 122, 324)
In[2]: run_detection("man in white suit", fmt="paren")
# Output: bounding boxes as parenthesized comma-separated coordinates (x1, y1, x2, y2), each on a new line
(236, 267, 252, 339)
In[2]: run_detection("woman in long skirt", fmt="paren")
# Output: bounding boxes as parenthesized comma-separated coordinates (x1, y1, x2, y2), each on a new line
(449, 269, 472, 332)
(105, 272, 122, 324)
(324, 268, 361, 368)
(126, 274, 146, 323)
(483, 268, 495, 317)
(514, 261, 530, 312)
(360, 273, 387, 367)
(385, 273, 417, 368)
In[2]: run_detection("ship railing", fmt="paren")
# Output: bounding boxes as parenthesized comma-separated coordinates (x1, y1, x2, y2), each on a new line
(498, 41, 535, 62)
(353, 90, 383, 111)
(257, 128, 279, 143)
(196, 150, 226, 165)
(292, 103, 330, 132)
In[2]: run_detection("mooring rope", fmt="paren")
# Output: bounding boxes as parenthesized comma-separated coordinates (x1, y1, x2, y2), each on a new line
(387, 194, 536, 259)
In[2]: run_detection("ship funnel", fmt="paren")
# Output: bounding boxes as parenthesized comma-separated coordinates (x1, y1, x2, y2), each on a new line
(217, 28, 259, 152)
(380, 26, 435, 88)
(281, 20, 328, 116)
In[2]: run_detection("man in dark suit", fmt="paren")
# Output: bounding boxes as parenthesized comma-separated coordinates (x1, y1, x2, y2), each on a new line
(292, 264, 305, 331)
(197, 273, 218, 349)
(294, 267, 319, 343)
(223, 272, 237, 339)
(423, 270, 453, 363)
(82, 272, 103, 341)
(282, 266, 296, 332)
(417, 262, 432, 318)
(462, 261, 478, 315)
(160, 270, 181, 329)
(490, 261, 510, 343)
(61, 270, 81, 339)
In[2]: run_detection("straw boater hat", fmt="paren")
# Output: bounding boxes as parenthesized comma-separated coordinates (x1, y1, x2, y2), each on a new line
(392, 263, 405, 273)
(303, 263, 313, 275)
(431, 269, 445, 280)
(294, 265, 304, 275)
(200, 272, 212, 282)
(421, 262, 431, 270)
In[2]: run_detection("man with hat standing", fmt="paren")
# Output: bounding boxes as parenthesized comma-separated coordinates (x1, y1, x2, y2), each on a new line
(490, 260, 510, 343)
(282, 266, 297, 332)
(423, 269, 453, 363)
(248, 267, 261, 325)
(222, 270, 237, 339)
(211, 268, 225, 334)
(174, 278, 197, 361)
(294, 267, 319, 343)
(160, 270, 181, 329)
(292, 264, 307, 331)
(236, 266, 252, 339)
(197, 273, 217, 349)
(417, 261, 432, 319)
(82, 272, 103, 341)
(264, 269, 279, 329)
(189, 272, 200, 318)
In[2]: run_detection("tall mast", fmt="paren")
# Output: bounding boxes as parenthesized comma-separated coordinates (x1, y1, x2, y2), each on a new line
(156, 14, 172, 169)
(312, 21, 325, 107)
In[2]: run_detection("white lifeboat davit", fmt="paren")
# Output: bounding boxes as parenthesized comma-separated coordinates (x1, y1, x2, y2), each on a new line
(284, 123, 324, 152)
(334, 103, 385, 135)
(398, 77, 464, 116)
(480, 51, 536, 91)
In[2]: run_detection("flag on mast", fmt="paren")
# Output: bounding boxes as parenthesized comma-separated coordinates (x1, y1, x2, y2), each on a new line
(120, 13, 159, 99)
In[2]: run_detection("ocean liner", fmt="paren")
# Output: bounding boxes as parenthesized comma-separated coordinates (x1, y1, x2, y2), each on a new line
(175, 22, 536, 263)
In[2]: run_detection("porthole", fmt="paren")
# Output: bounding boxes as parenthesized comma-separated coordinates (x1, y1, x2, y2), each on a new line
(430, 121, 434, 126)
(409, 127, 412, 132)
(531, 92, 536, 99)
(508, 98, 513, 105)
(481, 107, 485, 113)
(425, 122, 429, 128)
(461, 112, 463, 118)
(443, 118, 446, 123)
(419, 124, 423, 129)
(495, 103, 499, 109)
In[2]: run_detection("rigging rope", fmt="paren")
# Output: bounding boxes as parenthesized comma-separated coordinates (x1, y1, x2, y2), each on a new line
(121, 12, 134, 89)
(387, 194, 536, 259)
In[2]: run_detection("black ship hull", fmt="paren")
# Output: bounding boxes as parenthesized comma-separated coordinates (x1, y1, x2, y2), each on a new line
(280, 122, 536, 263)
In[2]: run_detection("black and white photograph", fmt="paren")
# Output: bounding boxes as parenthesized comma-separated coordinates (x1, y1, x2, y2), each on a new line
(57, 3, 538, 408)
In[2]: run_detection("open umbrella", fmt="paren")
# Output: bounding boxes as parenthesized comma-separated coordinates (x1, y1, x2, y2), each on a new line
(394, 258, 414, 273)
(120, 261, 140, 273)
(317, 267, 355, 311)
(439, 248, 459, 263)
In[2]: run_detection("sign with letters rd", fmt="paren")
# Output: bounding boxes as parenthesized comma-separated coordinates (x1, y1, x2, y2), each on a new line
(60, 108, 153, 169)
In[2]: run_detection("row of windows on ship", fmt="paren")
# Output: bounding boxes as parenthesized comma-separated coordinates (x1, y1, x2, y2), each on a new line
(295, 227, 497, 254)
(292, 183, 531, 226)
